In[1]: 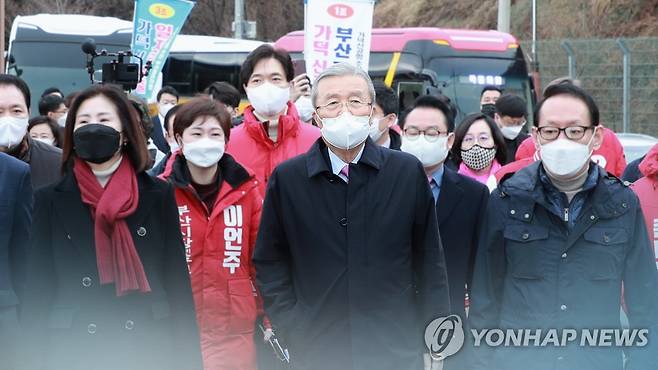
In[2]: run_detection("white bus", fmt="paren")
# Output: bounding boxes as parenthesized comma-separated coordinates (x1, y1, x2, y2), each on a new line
(6, 14, 133, 110)
(163, 35, 264, 98)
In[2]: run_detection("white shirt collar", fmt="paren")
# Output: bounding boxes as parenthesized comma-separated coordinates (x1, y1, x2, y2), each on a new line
(327, 144, 365, 177)
(382, 135, 391, 149)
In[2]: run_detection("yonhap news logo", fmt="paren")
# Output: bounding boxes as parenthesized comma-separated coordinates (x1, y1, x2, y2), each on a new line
(424, 315, 465, 360)
(424, 316, 649, 358)
(471, 328, 649, 348)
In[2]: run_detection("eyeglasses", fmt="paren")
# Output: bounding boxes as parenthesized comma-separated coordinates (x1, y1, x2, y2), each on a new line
(315, 99, 372, 116)
(537, 126, 592, 141)
(403, 127, 448, 142)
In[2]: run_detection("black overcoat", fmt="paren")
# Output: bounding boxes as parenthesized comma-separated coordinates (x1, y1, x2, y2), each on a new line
(253, 138, 451, 370)
(20, 170, 202, 370)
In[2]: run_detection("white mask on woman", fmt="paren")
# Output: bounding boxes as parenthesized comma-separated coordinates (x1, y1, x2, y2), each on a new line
(182, 138, 225, 168)
(34, 137, 55, 146)
(320, 111, 371, 150)
(247, 82, 290, 117)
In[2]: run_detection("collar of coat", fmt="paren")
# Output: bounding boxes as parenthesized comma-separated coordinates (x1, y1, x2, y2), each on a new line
(56, 162, 154, 191)
(242, 101, 301, 146)
(305, 137, 383, 178)
(498, 161, 632, 221)
(162, 151, 252, 191)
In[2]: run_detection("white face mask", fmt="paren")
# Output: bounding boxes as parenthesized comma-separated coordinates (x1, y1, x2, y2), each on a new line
(159, 103, 175, 118)
(57, 114, 68, 128)
(247, 82, 291, 117)
(182, 137, 225, 168)
(539, 128, 596, 177)
(320, 111, 371, 150)
(295, 96, 315, 123)
(401, 133, 451, 167)
(34, 137, 55, 146)
(0, 116, 29, 149)
(500, 125, 523, 140)
(368, 117, 386, 142)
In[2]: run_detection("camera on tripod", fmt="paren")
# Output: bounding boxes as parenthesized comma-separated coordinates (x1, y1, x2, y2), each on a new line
(82, 38, 152, 90)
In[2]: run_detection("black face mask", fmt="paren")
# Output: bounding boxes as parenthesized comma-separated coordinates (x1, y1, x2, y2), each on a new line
(73, 123, 121, 164)
(481, 103, 497, 118)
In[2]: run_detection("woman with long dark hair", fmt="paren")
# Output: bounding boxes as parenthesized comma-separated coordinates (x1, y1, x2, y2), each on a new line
(21, 85, 202, 370)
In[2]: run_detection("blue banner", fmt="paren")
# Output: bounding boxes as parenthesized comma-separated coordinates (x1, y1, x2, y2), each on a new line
(131, 0, 195, 99)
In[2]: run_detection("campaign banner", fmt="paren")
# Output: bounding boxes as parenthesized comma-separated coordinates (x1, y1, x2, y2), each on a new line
(131, 0, 195, 99)
(304, 0, 375, 81)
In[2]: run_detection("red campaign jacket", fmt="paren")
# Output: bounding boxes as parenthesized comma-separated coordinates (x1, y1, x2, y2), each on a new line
(160, 152, 264, 370)
(631, 143, 658, 269)
(514, 126, 627, 177)
(226, 101, 321, 195)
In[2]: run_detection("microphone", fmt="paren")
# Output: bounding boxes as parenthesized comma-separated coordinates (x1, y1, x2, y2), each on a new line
(81, 38, 97, 56)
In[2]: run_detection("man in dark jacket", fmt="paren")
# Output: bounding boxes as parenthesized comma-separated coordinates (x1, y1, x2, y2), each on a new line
(0, 152, 32, 370)
(254, 63, 451, 370)
(401, 94, 488, 317)
(370, 80, 401, 149)
(0, 74, 62, 189)
(469, 83, 658, 370)
(400, 94, 488, 369)
(494, 93, 529, 164)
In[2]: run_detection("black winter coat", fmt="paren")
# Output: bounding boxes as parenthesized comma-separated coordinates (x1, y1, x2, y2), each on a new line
(469, 161, 658, 370)
(253, 138, 451, 370)
(20, 170, 202, 370)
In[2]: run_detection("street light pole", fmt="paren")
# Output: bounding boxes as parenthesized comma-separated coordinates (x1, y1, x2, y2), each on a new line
(1, 0, 5, 72)
(234, 0, 244, 39)
(532, 0, 537, 66)
(497, 0, 511, 33)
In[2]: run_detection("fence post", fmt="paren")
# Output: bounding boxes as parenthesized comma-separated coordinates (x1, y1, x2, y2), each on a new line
(616, 38, 631, 133)
(560, 40, 576, 79)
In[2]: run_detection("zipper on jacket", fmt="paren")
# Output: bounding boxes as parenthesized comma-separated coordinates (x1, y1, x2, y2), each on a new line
(563, 208, 569, 222)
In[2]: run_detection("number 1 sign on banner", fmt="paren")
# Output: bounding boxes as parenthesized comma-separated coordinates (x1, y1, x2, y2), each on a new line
(304, 0, 375, 82)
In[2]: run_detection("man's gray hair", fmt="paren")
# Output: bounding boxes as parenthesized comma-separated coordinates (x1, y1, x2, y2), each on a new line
(311, 62, 375, 108)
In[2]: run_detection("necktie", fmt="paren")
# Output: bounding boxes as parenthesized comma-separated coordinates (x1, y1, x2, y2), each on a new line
(340, 164, 349, 183)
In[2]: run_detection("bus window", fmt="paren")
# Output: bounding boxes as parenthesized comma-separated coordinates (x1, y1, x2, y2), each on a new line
(162, 52, 250, 97)
(162, 54, 193, 95)
(426, 57, 532, 124)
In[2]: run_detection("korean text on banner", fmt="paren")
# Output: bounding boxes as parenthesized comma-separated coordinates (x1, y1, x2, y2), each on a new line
(131, 0, 195, 99)
(304, 0, 375, 82)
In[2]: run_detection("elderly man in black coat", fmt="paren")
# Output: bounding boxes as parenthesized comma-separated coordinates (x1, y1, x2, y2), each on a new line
(253, 62, 451, 370)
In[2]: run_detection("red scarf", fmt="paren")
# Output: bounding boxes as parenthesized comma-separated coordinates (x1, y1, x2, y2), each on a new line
(73, 157, 151, 296)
